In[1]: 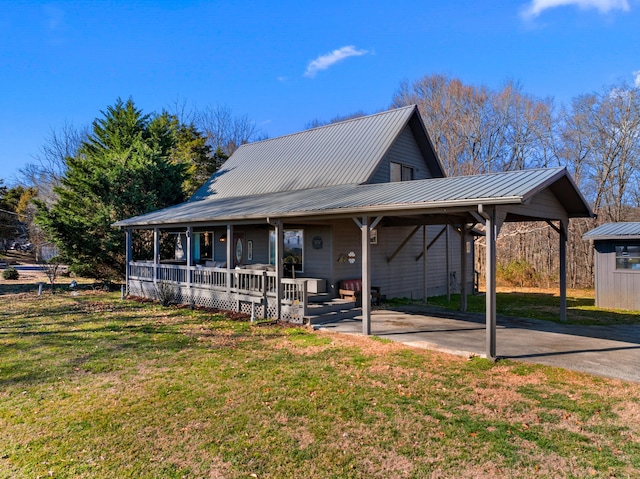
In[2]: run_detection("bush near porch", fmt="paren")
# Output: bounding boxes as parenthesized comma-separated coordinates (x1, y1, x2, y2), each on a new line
(1, 289, 639, 478)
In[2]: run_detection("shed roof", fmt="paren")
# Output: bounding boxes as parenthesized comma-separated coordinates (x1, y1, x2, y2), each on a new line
(583, 222, 640, 241)
(189, 105, 444, 200)
(114, 167, 593, 228)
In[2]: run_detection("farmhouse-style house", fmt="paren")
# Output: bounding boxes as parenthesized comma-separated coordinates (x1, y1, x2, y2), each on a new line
(114, 105, 593, 360)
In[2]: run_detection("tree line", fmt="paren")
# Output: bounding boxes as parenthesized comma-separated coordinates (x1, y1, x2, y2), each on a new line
(392, 74, 640, 288)
(3, 74, 639, 285)
(2, 98, 265, 277)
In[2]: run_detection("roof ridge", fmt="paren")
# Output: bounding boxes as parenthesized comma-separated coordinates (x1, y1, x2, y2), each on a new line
(234, 105, 416, 149)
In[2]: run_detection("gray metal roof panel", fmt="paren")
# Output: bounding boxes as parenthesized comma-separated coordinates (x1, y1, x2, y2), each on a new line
(190, 105, 418, 200)
(115, 167, 592, 228)
(583, 222, 640, 240)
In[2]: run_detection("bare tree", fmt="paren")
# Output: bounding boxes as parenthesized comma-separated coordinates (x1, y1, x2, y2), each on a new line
(19, 121, 87, 207)
(559, 83, 640, 223)
(391, 75, 555, 176)
(195, 105, 266, 156)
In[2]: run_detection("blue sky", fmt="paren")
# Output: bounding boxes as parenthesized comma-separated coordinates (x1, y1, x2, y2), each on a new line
(1, 0, 639, 185)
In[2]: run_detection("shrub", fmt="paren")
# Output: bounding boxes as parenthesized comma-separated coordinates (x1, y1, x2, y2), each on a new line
(2, 267, 19, 280)
(497, 259, 541, 287)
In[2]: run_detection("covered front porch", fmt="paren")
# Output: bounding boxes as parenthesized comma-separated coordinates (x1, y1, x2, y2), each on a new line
(125, 222, 316, 323)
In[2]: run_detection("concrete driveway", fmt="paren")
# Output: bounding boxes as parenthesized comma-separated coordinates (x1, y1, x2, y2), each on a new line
(314, 305, 640, 384)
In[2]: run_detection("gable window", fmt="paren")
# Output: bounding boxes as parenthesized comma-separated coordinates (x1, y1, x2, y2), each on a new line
(390, 162, 414, 182)
(615, 245, 640, 270)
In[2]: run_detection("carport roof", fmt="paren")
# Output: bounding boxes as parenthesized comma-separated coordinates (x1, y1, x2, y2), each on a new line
(583, 222, 640, 241)
(114, 167, 593, 228)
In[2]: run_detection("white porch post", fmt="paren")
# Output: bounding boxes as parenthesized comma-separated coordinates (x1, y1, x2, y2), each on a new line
(559, 219, 567, 322)
(125, 229, 132, 295)
(153, 228, 159, 284)
(361, 216, 371, 335)
(485, 207, 497, 361)
(226, 224, 233, 294)
(274, 220, 283, 320)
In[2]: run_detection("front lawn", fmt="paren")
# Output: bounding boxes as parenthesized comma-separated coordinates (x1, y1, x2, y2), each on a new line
(1, 289, 639, 478)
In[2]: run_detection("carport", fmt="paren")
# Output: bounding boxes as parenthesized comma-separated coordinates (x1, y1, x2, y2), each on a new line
(332, 167, 593, 361)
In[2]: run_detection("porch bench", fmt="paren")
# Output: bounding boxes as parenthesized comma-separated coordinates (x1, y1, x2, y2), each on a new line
(338, 279, 381, 306)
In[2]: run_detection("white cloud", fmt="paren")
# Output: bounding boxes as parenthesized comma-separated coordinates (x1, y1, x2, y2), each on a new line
(634, 70, 640, 88)
(304, 45, 368, 78)
(521, 0, 630, 18)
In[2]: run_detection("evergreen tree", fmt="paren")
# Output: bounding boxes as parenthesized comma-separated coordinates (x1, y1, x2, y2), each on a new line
(36, 98, 189, 278)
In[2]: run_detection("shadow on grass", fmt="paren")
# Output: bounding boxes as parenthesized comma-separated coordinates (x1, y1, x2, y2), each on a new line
(0, 301, 252, 388)
(387, 292, 640, 326)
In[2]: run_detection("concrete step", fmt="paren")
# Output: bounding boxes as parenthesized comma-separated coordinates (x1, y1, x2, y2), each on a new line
(305, 299, 360, 325)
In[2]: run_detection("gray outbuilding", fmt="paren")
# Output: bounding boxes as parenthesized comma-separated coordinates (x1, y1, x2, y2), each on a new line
(583, 222, 640, 311)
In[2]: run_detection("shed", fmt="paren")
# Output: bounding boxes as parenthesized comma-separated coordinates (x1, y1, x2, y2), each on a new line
(583, 222, 640, 311)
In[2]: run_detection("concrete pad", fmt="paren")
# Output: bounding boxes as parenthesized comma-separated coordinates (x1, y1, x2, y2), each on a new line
(314, 305, 640, 384)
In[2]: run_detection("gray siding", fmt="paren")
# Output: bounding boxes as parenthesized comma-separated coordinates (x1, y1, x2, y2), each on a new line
(505, 188, 568, 222)
(330, 220, 474, 300)
(594, 241, 640, 310)
(298, 225, 332, 280)
(368, 126, 434, 184)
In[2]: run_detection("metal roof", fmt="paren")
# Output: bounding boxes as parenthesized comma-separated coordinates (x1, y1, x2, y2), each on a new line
(583, 222, 640, 241)
(189, 105, 444, 200)
(114, 167, 593, 228)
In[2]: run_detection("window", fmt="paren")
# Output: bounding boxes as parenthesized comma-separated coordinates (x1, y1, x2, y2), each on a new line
(269, 229, 304, 273)
(615, 245, 640, 270)
(390, 162, 414, 182)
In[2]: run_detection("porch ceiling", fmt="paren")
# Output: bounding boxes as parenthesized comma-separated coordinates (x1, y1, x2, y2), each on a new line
(113, 167, 594, 229)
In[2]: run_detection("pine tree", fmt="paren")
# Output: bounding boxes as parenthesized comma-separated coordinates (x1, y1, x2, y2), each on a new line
(36, 98, 189, 278)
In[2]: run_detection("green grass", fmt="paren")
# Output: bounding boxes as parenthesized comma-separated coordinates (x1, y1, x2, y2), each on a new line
(389, 291, 640, 325)
(1, 290, 639, 478)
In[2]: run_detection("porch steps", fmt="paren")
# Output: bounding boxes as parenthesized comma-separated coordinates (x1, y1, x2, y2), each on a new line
(304, 299, 360, 325)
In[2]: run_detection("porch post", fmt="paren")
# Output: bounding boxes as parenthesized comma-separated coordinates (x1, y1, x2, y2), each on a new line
(460, 225, 467, 312)
(361, 216, 371, 335)
(559, 220, 567, 322)
(153, 228, 159, 284)
(226, 224, 233, 295)
(484, 207, 497, 361)
(125, 229, 132, 295)
(186, 226, 193, 304)
(274, 220, 283, 320)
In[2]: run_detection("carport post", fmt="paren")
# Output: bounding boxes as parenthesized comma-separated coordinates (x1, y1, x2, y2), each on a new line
(559, 220, 567, 322)
(481, 205, 497, 361)
(460, 226, 467, 312)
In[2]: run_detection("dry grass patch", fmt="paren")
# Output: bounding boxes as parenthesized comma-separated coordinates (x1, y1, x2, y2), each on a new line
(1, 290, 639, 478)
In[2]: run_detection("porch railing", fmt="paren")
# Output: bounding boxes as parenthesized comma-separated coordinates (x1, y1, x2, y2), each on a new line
(128, 261, 307, 311)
